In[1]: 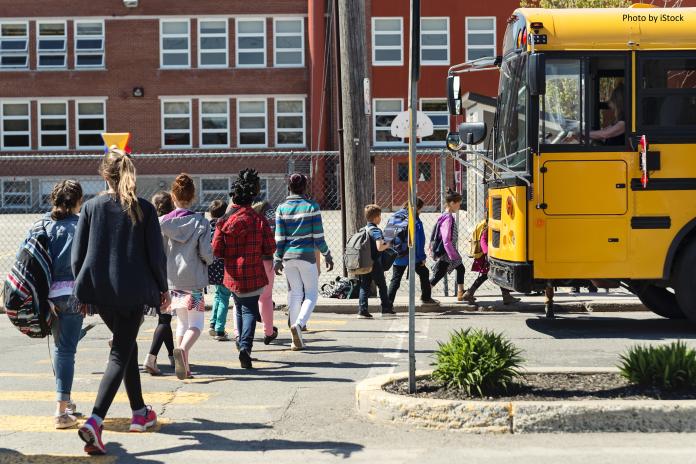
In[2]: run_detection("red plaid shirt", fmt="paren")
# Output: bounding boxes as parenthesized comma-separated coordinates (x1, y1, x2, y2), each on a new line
(212, 205, 276, 294)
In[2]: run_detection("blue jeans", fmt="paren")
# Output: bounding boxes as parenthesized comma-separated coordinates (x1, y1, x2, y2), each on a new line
(232, 293, 260, 353)
(50, 297, 83, 402)
(358, 259, 393, 313)
(211, 285, 232, 333)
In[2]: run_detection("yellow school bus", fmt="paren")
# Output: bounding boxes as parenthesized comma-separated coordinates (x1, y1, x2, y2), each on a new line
(447, 4, 696, 320)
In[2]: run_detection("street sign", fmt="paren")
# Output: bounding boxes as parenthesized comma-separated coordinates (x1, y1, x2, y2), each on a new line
(391, 110, 434, 139)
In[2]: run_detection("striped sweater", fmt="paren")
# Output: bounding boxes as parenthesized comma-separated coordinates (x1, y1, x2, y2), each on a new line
(274, 194, 330, 264)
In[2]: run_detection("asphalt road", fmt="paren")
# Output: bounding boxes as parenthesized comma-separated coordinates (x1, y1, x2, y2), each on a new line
(1, 308, 696, 463)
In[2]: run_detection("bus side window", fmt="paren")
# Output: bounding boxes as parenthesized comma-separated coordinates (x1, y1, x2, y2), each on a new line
(540, 59, 585, 145)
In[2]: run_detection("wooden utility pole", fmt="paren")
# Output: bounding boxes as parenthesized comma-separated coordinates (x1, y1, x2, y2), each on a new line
(337, 0, 372, 237)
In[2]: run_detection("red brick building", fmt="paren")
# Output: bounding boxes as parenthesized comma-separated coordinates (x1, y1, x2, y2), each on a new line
(0, 0, 518, 211)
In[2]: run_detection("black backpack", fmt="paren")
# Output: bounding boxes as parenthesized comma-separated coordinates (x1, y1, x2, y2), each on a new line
(429, 216, 448, 259)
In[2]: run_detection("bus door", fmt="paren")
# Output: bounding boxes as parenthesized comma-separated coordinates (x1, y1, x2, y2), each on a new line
(539, 55, 630, 267)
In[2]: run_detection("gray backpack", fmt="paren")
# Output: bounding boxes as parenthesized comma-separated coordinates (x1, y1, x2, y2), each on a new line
(344, 227, 373, 275)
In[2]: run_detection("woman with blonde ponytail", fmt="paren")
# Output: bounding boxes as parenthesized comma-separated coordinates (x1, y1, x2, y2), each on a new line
(71, 148, 169, 455)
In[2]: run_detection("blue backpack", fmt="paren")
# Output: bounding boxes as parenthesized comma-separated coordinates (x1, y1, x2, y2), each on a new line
(384, 209, 409, 258)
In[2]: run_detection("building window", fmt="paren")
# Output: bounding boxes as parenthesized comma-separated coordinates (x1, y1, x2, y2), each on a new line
(420, 18, 449, 66)
(275, 98, 305, 147)
(397, 162, 408, 182)
(1, 102, 31, 150)
(466, 17, 496, 61)
(75, 21, 105, 68)
(161, 100, 192, 148)
(0, 22, 29, 69)
(418, 162, 432, 182)
(2, 179, 31, 209)
(419, 99, 449, 145)
(199, 19, 228, 68)
(39, 101, 68, 149)
(201, 178, 230, 205)
(37, 22, 67, 68)
(41, 178, 104, 207)
(373, 99, 403, 146)
(372, 17, 402, 66)
(237, 99, 267, 147)
(236, 18, 266, 68)
(200, 100, 229, 147)
(274, 18, 304, 67)
(76, 100, 106, 149)
(160, 20, 190, 68)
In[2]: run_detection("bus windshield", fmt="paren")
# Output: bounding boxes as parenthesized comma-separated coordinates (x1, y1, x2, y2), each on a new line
(494, 54, 528, 173)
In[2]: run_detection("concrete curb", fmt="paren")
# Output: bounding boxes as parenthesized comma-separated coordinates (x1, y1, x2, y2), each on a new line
(355, 369, 696, 433)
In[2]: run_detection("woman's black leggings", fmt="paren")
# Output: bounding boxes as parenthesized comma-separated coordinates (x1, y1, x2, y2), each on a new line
(430, 260, 465, 287)
(93, 306, 145, 419)
(149, 313, 174, 357)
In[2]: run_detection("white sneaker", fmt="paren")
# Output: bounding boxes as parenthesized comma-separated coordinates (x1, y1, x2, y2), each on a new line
(290, 324, 304, 351)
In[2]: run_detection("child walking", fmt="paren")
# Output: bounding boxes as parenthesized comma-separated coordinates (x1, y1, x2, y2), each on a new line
(207, 199, 231, 341)
(160, 174, 214, 380)
(429, 189, 466, 300)
(253, 199, 279, 345)
(462, 218, 521, 305)
(143, 191, 176, 375)
(358, 204, 395, 319)
(44, 180, 85, 429)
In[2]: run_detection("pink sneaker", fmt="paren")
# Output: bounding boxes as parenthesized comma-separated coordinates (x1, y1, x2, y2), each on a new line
(129, 406, 157, 432)
(78, 417, 105, 455)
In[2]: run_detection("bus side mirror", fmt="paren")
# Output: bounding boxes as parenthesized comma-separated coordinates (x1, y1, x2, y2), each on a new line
(528, 53, 545, 96)
(458, 121, 487, 146)
(447, 75, 462, 115)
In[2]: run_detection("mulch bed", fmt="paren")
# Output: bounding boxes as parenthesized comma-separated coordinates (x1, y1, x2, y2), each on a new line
(384, 373, 696, 401)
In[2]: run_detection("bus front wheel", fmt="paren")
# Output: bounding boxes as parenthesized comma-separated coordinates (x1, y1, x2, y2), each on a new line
(633, 284, 685, 320)
(674, 240, 696, 322)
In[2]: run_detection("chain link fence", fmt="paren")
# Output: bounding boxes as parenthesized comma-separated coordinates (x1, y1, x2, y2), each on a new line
(0, 149, 496, 299)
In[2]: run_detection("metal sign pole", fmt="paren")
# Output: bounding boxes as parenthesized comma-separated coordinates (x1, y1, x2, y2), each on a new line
(407, 0, 420, 395)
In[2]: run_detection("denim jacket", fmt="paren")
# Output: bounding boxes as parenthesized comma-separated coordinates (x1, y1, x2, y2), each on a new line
(43, 212, 79, 283)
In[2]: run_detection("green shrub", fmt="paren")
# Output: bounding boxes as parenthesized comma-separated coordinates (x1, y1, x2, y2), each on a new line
(432, 328, 524, 397)
(618, 341, 696, 390)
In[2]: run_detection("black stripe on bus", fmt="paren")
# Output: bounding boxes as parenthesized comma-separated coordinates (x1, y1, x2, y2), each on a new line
(631, 216, 671, 230)
(630, 178, 696, 191)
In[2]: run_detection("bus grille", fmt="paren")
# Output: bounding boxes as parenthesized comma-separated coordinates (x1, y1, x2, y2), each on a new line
(491, 197, 502, 220)
(491, 229, 501, 248)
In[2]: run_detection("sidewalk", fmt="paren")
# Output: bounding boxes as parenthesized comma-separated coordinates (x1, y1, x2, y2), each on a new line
(205, 290, 645, 314)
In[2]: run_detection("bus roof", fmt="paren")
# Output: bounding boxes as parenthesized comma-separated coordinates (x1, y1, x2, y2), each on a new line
(515, 6, 696, 51)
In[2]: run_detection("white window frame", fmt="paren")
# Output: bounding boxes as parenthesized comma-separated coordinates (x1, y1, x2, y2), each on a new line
(0, 21, 29, 70)
(236, 18, 266, 68)
(371, 17, 403, 66)
(372, 98, 405, 147)
(275, 97, 306, 148)
(199, 98, 230, 148)
(420, 17, 449, 66)
(74, 20, 105, 69)
(418, 98, 449, 147)
(38, 100, 68, 150)
(75, 99, 107, 150)
(200, 176, 231, 206)
(198, 18, 228, 69)
(465, 16, 496, 62)
(1, 178, 32, 210)
(237, 98, 267, 148)
(161, 98, 192, 149)
(273, 18, 304, 68)
(37, 21, 67, 69)
(160, 19, 190, 69)
(1, 100, 31, 151)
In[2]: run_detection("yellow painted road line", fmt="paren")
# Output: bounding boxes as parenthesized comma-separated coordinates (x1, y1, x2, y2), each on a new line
(0, 415, 171, 434)
(0, 451, 117, 463)
(0, 391, 208, 404)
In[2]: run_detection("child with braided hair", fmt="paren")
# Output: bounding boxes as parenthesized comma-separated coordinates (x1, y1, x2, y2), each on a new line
(213, 169, 275, 368)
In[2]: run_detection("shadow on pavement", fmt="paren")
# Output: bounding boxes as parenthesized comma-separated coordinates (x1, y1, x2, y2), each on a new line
(526, 315, 696, 340)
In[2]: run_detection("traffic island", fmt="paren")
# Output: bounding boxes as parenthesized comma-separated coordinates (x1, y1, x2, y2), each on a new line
(356, 369, 696, 433)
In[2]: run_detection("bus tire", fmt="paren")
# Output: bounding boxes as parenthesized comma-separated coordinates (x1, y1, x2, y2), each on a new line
(635, 284, 685, 320)
(674, 240, 696, 322)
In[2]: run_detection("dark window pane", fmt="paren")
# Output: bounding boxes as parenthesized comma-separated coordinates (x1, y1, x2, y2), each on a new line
(240, 132, 265, 145)
(76, 54, 103, 66)
(375, 114, 396, 128)
(375, 130, 400, 142)
(1, 40, 27, 50)
(418, 162, 432, 181)
(164, 117, 189, 130)
(79, 134, 103, 147)
(202, 117, 227, 130)
(3, 134, 30, 147)
(38, 55, 65, 66)
(38, 39, 65, 50)
(239, 37, 263, 49)
(41, 134, 67, 146)
(1, 55, 27, 66)
(79, 118, 104, 131)
(640, 96, 696, 127)
(642, 58, 696, 89)
(278, 132, 303, 145)
(164, 133, 190, 146)
(202, 132, 228, 146)
(76, 38, 103, 50)
(3, 119, 28, 131)
(41, 119, 66, 131)
(397, 163, 408, 181)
